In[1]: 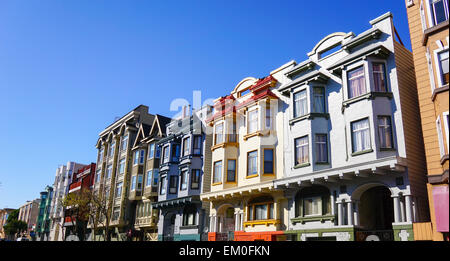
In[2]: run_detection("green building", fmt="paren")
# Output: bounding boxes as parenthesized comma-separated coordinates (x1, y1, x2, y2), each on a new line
(36, 185, 53, 241)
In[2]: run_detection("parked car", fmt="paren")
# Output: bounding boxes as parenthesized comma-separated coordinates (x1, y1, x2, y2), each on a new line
(16, 237, 29, 241)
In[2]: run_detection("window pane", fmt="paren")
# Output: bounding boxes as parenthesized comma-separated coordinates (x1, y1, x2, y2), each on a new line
(214, 161, 222, 183)
(372, 63, 387, 92)
(153, 169, 159, 186)
(227, 160, 236, 182)
(431, 0, 449, 25)
(193, 136, 202, 154)
(264, 149, 274, 174)
(215, 123, 224, 144)
(146, 170, 153, 187)
(149, 144, 155, 158)
(315, 134, 328, 162)
(248, 110, 258, 133)
(378, 116, 393, 148)
(255, 204, 267, 220)
(295, 136, 309, 165)
(191, 169, 200, 189)
(313, 87, 325, 113)
(439, 51, 449, 85)
(131, 176, 136, 191)
(348, 66, 366, 98)
(180, 170, 188, 190)
(294, 90, 308, 117)
(247, 151, 258, 176)
(352, 119, 371, 152)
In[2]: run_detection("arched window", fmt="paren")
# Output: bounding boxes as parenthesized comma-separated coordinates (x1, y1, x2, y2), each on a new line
(295, 186, 331, 217)
(182, 205, 197, 226)
(247, 195, 274, 221)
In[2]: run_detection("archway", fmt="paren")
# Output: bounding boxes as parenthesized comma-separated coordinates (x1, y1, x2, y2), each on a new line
(162, 212, 176, 241)
(358, 186, 394, 230)
(217, 204, 235, 233)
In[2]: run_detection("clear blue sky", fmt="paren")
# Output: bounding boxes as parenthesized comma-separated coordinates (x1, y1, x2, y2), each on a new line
(0, 0, 412, 209)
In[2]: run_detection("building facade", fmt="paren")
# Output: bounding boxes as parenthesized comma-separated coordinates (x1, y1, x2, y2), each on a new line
(201, 63, 293, 241)
(405, 0, 449, 241)
(36, 185, 53, 241)
(154, 105, 213, 241)
(63, 163, 96, 241)
(128, 114, 171, 241)
(275, 12, 428, 241)
(49, 162, 87, 241)
(91, 105, 156, 241)
(18, 199, 41, 238)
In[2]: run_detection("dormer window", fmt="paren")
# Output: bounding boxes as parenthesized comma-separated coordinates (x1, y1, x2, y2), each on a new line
(347, 66, 367, 98)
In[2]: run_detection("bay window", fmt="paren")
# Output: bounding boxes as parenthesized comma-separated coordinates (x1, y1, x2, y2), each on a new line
(191, 169, 200, 189)
(315, 134, 328, 163)
(215, 123, 224, 145)
(430, 0, 449, 25)
(134, 150, 145, 165)
(295, 186, 331, 217)
(182, 137, 191, 157)
(227, 159, 236, 182)
(247, 150, 258, 176)
(193, 136, 202, 154)
(295, 136, 309, 165)
(313, 87, 326, 113)
(247, 196, 274, 221)
(248, 109, 259, 133)
(294, 89, 308, 118)
(372, 63, 387, 92)
(347, 66, 366, 98)
(438, 50, 449, 86)
(171, 144, 180, 162)
(146, 170, 153, 187)
(152, 169, 159, 187)
(263, 149, 274, 174)
(148, 143, 155, 159)
(169, 176, 178, 194)
(351, 118, 371, 153)
(180, 170, 188, 190)
(213, 161, 222, 184)
(159, 176, 166, 195)
(163, 146, 169, 163)
(378, 116, 393, 149)
(131, 175, 136, 191)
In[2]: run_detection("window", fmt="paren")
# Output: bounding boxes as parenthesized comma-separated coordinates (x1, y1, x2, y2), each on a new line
(247, 151, 258, 176)
(215, 123, 224, 145)
(429, 0, 449, 26)
(171, 144, 180, 162)
(159, 176, 166, 195)
(155, 146, 161, 158)
(95, 169, 101, 183)
(247, 196, 274, 221)
(169, 176, 177, 194)
(315, 134, 328, 163)
(182, 137, 191, 156)
(266, 105, 271, 129)
(372, 63, 387, 92)
(133, 150, 139, 165)
(153, 169, 159, 187)
(112, 207, 120, 221)
(294, 90, 308, 118)
(180, 170, 188, 190)
(121, 134, 128, 151)
(131, 176, 136, 191)
(109, 141, 116, 158)
(351, 118, 371, 153)
(438, 50, 449, 86)
(98, 148, 104, 163)
(444, 111, 450, 150)
(139, 150, 145, 164)
(191, 169, 200, 189)
(163, 146, 169, 163)
(183, 206, 197, 226)
(295, 136, 309, 165)
(118, 158, 125, 175)
(313, 87, 325, 113)
(248, 109, 259, 133)
(193, 136, 202, 154)
(229, 118, 237, 142)
(106, 164, 112, 179)
(295, 186, 331, 217)
(437, 115, 446, 157)
(146, 170, 153, 187)
(378, 116, 393, 149)
(263, 149, 274, 174)
(115, 182, 123, 198)
(227, 160, 236, 182)
(213, 161, 222, 184)
(137, 174, 143, 191)
(148, 143, 155, 159)
(347, 66, 366, 98)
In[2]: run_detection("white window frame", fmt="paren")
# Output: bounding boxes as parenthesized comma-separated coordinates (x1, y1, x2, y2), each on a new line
(247, 108, 259, 134)
(215, 122, 224, 145)
(148, 143, 155, 159)
(369, 59, 389, 93)
(433, 44, 449, 88)
(426, 0, 449, 27)
(436, 115, 446, 157)
(293, 88, 308, 118)
(146, 170, 153, 187)
(351, 118, 372, 153)
(443, 111, 449, 151)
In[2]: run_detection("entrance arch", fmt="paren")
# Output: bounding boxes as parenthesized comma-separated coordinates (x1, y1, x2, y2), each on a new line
(216, 204, 235, 233)
(358, 186, 394, 230)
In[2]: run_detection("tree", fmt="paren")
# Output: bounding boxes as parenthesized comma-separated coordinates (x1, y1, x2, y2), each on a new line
(3, 209, 28, 239)
(62, 188, 113, 241)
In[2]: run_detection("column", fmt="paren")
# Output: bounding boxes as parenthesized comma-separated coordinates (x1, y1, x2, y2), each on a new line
(240, 213, 244, 231)
(353, 200, 359, 226)
(347, 201, 353, 226)
(392, 195, 400, 223)
(399, 195, 406, 223)
(235, 213, 239, 231)
(337, 201, 343, 226)
(210, 216, 216, 233)
(404, 195, 413, 223)
(330, 194, 335, 215)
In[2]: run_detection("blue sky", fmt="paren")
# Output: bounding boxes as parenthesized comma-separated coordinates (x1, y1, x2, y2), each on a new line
(0, 0, 412, 209)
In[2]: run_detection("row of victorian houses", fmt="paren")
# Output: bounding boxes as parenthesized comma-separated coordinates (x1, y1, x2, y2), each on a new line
(8, 7, 448, 242)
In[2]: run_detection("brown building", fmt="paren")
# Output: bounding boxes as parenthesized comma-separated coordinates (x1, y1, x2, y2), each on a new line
(405, 0, 449, 241)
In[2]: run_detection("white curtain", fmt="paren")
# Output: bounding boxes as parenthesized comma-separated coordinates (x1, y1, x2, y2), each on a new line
(348, 67, 366, 98)
(378, 117, 392, 148)
(296, 136, 309, 164)
(315, 135, 327, 162)
(294, 90, 308, 117)
(313, 88, 325, 113)
(372, 63, 387, 92)
(352, 119, 370, 152)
